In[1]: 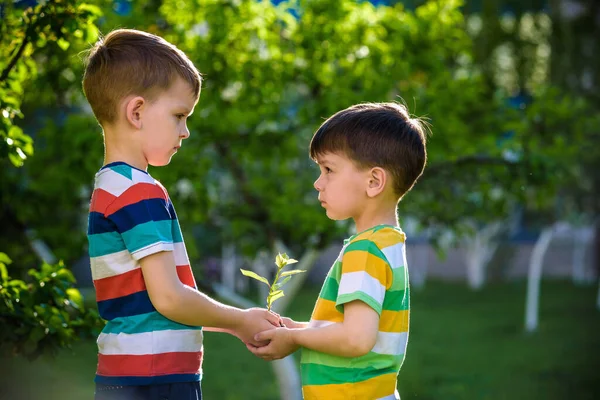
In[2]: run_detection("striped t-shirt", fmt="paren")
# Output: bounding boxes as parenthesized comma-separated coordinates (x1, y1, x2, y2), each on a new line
(301, 225, 409, 400)
(87, 162, 203, 386)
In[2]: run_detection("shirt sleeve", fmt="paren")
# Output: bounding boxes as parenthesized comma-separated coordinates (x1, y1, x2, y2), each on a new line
(336, 239, 392, 316)
(105, 183, 175, 260)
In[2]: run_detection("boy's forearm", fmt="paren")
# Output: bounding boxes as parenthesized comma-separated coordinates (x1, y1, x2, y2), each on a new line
(290, 323, 369, 358)
(283, 318, 309, 329)
(157, 285, 242, 329)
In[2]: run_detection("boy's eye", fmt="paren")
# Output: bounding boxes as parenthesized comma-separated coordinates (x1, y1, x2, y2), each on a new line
(176, 114, 185, 120)
(325, 167, 332, 173)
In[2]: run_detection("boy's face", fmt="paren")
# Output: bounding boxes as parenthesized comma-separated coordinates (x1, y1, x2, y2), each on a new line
(313, 152, 369, 221)
(139, 77, 197, 167)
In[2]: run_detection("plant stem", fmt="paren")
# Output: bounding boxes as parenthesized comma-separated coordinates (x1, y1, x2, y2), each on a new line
(267, 264, 285, 311)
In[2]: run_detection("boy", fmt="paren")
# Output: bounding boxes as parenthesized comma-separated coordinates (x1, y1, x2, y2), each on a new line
(83, 29, 280, 400)
(248, 102, 427, 400)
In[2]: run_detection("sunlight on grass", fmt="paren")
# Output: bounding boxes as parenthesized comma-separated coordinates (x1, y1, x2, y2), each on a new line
(1, 280, 599, 400)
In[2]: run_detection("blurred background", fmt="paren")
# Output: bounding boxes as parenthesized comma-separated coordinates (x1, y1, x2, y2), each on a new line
(1, 0, 599, 399)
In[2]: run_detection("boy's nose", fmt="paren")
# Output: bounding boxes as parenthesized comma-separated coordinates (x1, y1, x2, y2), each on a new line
(181, 126, 190, 139)
(313, 176, 323, 192)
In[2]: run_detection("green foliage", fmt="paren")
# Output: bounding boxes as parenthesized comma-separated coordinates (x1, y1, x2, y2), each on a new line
(0, 0, 103, 360)
(240, 253, 304, 311)
(0, 0, 100, 167)
(0, 253, 103, 360)
(156, 0, 592, 251)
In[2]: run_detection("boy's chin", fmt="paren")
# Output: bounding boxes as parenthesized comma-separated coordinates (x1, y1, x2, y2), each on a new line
(325, 210, 349, 221)
(149, 158, 172, 167)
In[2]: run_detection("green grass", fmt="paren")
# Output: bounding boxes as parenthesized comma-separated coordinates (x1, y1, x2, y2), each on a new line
(1, 280, 599, 400)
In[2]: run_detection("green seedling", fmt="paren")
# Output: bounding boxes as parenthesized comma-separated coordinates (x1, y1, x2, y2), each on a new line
(240, 253, 305, 311)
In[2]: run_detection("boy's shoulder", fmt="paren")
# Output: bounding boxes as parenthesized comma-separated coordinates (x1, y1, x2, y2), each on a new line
(92, 162, 168, 215)
(346, 225, 406, 250)
(95, 162, 155, 191)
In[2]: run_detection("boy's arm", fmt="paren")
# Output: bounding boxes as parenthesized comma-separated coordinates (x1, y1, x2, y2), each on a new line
(291, 301, 378, 357)
(249, 300, 379, 359)
(281, 317, 308, 329)
(140, 251, 279, 345)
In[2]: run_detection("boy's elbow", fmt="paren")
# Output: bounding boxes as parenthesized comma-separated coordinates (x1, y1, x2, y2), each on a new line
(346, 333, 377, 357)
(150, 287, 181, 317)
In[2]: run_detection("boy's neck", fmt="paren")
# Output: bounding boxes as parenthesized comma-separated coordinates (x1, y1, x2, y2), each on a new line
(103, 127, 148, 171)
(353, 205, 398, 234)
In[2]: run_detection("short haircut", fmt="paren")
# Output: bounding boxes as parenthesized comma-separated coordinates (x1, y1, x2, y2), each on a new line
(82, 29, 202, 125)
(309, 102, 427, 199)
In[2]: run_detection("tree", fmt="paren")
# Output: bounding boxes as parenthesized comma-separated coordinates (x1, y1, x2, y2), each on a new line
(0, 0, 103, 359)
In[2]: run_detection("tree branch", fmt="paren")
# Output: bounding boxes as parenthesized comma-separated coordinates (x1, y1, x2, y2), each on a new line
(0, 27, 31, 84)
(214, 142, 277, 244)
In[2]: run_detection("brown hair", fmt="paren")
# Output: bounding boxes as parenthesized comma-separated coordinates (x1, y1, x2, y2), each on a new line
(309, 102, 428, 199)
(82, 29, 202, 125)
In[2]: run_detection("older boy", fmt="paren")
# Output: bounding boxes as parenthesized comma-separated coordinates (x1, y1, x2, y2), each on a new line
(248, 102, 427, 400)
(83, 29, 279, 400)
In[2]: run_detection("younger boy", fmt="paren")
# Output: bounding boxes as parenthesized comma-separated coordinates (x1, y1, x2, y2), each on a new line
(248, 102, 427, 400)
(83, 29, 279, 400)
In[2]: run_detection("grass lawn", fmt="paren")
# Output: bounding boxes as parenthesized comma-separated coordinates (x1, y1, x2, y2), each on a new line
(1, 280, 599, 399)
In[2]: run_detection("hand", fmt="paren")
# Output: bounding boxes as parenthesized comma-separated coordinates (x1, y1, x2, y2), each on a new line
(246, 327, 300, 361)
(232, 308, 281, 347)
(280, 316, 299, 328)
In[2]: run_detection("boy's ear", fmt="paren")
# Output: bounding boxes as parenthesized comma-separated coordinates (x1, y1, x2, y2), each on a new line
(125, 96, 145, 129)
(366, 167, 387, 198)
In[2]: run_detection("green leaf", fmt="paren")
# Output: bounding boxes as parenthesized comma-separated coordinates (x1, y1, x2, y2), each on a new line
(267, 289, 283, 299)
(66, 288, 84, 310)
(240, 269, 270, 286)
(77, 4, 103, 16)
(273, 276, 291, 290)
(0, 263, 8, 282)
(56, 38, 70, 51)
(275, 252, 298, 267)
(280, 269, 305, 278)
(275, 253, 284, 267)
(0, 253, 12, 265)
(267, 290, 285, 309)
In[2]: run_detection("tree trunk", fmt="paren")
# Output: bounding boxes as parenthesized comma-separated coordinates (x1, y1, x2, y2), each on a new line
(408, 244, 429, 290)
(572, 225, 592, 285)
(597, 277, 600, 311)
(25, 229, 56, 264)
(271, 357, 303, 400)
(250, 250, 270, 302)
(221, 243, 237, 291)
(215, 244, 320, 400)
(464, 222, 503, 290)
(465, 239, 485, 290)
(212, 278, 303, 400)
(525, 226, 554, 333)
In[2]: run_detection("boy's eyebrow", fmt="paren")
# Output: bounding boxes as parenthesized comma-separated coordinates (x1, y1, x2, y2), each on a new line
(176, 104, 194, 115)
(317, 158, 335, 166)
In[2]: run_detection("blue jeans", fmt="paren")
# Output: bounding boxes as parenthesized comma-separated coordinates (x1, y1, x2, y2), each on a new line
(95, 382, 201, 400)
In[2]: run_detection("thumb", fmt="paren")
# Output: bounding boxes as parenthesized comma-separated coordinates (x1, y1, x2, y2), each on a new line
(255, 328, 275, 342)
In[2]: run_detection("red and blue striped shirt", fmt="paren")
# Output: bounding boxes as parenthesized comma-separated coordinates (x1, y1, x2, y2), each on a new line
(87, 162, 203, 385)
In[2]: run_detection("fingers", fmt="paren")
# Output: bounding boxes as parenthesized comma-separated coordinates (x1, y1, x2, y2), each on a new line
(266, 310, 282, 327)
(246, 343, 259, 353)
(254, 328, 275, 342)
(246, 342, 274, 360)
